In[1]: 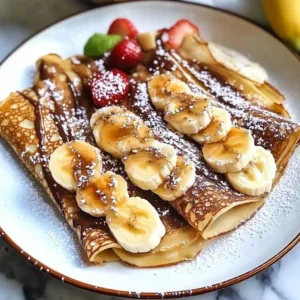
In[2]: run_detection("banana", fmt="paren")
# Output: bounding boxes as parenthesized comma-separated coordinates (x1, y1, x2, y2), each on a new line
(91, 106, 152, 158)
(227, 146, 277, 196)
(153, 156, 196, 201)
(164, 93, 212, 134)
(106, 197, 166, 253)
(117, 136, 155, 158)
(124, 140, 177, 190)
(207, 43, 268, 84)
(76, 171, 129, 217)
(202, 127, 256, 173)
(147, 74, 190, 110)
(49, 140, 102, 191)
(191, 107, 232, 144)
(137, 31, 157, 51)
(90, 106, 125, 128)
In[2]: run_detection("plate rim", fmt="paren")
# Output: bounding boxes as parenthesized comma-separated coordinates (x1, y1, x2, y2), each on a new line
(0, 1, 299, 298)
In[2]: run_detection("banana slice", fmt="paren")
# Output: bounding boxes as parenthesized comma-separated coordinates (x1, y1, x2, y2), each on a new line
(137, 31, 157, 51)
(106, 197, 166, 253)
(203, 127, 255, 173)
(49, 140, 102, 191)
(117, 136, 155, 158)
(76, 171, 129, 217)
(124, 140, 177, 190)
(164, 93, 212, 134)
(153, 156, 196, 201)
(207, 43, 268, 84)
(90, 105, 125, 128)
(92, 107, 152, 158)
(191, 107, 232, 144)
(148, 74, 190, 110)
(227, 146, 276, 196)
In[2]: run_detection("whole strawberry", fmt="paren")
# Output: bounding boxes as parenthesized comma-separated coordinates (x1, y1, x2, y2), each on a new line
(90, 69, 129, 107)
(108, 18, 139, 39)
(108, 39, 142, 70)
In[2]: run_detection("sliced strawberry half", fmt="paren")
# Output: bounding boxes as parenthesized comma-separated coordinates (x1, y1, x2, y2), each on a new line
(108, 18, 139, 39)
(90, 69, 129, 107)
(168, 19, 199, 50)
(108, 39, 142, 70)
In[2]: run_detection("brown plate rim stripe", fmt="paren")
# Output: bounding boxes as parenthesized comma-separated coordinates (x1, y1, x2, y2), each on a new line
(0, 1, 299, 298)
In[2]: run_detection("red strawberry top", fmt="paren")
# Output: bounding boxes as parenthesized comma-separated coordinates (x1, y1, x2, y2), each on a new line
(167, 19, 199, 50)
(109, 39, 142, 70)
(90, 69, 129, 107)
(108, 18, 139, 39)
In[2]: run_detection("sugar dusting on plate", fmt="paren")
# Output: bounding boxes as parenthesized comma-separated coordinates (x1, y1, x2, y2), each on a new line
(175, 147, 300, 273)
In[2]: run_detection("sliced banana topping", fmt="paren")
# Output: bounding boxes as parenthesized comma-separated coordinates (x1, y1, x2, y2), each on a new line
(203, 127, 256, 173)
(148, 74, 190, 110)
(207, 43, 268, 84)
(147, 73, 276, 196)
(106, 197, 166, 253)
(137, 31, 157, 51)
(191, 107, 232, 144)
(90, 105, 125, 128)
(153, 156, 196, 201)
(227, 146, 276, 196)
(92, 106, 152, 158)
(49, 140, 102, 191)
(164, 93, 212, 135)
(117, 136, 155, 157)
(76, 171, 129, 217)
(49, 137, 166, 253)
(124, 140, 177, 190)
(91, 107, 196, 200)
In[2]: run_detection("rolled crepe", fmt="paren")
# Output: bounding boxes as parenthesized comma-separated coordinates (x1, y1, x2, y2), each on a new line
(0, 54, 204, 267)
(128, 48, 300, 239)
(129, 82, 264, 240)
(0, 89, 120, 264)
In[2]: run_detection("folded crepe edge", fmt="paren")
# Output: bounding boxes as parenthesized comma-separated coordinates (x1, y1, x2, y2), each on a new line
(0, 89, 205, 267)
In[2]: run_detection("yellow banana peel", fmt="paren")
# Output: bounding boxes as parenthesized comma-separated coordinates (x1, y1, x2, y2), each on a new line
(263, 0, 300, 51)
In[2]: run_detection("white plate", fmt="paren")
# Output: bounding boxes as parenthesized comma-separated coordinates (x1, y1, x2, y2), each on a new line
(0, 1, 299, 297)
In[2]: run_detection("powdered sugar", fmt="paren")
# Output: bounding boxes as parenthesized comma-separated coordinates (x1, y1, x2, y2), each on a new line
(180, 59, 298, 145)
(90, 70, 129, 106)
(132, 82, 203, 169)
(176, 147, 300, 274)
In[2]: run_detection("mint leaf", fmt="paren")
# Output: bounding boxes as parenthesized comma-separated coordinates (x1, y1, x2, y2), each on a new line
(84, 33, 122, 57)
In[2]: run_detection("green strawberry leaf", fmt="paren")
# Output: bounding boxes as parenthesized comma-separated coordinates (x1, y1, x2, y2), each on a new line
(84, 33, 122, 57)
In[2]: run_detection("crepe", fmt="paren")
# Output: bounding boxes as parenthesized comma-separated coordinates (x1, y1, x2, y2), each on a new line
(178, 34, 289, 117)
(0, 54, 204, 267)
(129, 81, 264, 239)
(127, 46, 300, 239)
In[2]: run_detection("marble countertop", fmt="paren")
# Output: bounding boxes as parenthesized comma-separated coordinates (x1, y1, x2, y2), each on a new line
(0, 0, 299, 299)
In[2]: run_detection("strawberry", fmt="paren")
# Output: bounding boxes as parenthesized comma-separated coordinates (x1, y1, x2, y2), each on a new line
(90, 69, 129, 107)
(168, 19, 199, 50)
(108, 18, 139, 39)
(108, 39, 142, 70)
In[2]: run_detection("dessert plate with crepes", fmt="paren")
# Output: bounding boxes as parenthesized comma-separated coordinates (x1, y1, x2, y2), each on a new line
(0, 1, 299, 297)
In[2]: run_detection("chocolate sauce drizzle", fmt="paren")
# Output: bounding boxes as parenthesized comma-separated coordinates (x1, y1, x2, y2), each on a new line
(19, 74, 108, 233)
(20, 91, 70, 209)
